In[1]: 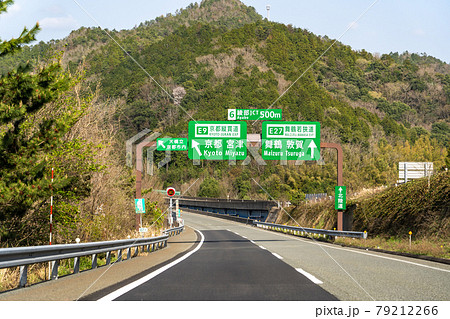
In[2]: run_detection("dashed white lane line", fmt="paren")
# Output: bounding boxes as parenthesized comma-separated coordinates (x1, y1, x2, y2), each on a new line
(296, 268, 323, 284)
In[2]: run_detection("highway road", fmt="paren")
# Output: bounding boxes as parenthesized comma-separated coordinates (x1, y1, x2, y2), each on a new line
(92, 211, 449, 301)
(2, 210, 448, 302)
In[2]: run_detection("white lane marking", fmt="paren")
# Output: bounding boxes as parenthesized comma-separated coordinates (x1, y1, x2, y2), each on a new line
(259, 246, 267, 250)
(296, 268, 323, 284)
(272, 252, 283, 260)
(98, 228, 205, 301)
(253, 225, 450, 273)
(250, 240, 256, 244)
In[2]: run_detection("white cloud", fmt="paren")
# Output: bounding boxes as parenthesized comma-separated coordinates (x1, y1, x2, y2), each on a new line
(39, 15, 78, 30)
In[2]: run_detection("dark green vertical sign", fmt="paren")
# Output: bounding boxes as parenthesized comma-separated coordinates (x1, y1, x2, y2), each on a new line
(335, 186, 346, 210)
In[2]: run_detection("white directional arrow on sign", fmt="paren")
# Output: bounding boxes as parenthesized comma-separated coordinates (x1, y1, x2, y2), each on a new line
(339, 187, 343, 193)
(192, 140, 202, 156)
(308, 140, 318, 159)
(157, 140, 165, 149)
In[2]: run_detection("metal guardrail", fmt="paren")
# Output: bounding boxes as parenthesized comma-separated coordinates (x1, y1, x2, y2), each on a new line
(164, 225, 184, 237)
(254, 221, 367, 239)
(0, 226, 184, 289)
(183, 208, 257, 225)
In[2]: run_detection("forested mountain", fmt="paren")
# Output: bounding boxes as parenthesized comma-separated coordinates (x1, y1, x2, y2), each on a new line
(1, 0, 448, 245)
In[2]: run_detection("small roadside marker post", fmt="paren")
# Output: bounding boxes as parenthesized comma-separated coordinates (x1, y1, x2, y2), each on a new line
(167, 187, 176, 227)
(409, 231, 412, 249)
(48, 168, 54, 280)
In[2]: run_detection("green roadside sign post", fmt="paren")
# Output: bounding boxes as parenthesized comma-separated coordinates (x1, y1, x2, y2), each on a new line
(156, 138, 188, 151)
(261, 121, 320, 161)
(188, 121, 247, 160)
(228, 109, 282, 121)
(135, 198, 146, 214)
(135, 198, 145, 236)
(335, 186, 346, 210)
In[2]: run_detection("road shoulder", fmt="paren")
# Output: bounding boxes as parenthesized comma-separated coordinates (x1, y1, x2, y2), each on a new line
(0, 226, 198, 301)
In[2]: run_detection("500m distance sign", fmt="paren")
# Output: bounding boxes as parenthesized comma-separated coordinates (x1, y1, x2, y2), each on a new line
(188, 121, 247, 160)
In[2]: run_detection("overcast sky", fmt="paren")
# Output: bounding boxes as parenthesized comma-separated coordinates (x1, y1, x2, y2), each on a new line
(0, 0, 449, 63)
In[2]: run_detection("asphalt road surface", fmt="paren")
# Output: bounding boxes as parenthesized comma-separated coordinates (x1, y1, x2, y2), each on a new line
(107, 228, 337, 301)
(181, 212, 450, 301)
(91, 211, 450, 301)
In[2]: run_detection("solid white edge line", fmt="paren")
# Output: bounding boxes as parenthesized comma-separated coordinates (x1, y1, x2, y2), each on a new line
(259, 245, 267, 250)
(252, 225, 450, 273)
(296, 268, 323, 284)
(98, 228, 205, 301)
(272, 252, 283, 260)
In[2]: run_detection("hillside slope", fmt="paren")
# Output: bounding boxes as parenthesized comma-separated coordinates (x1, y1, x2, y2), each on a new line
(280, 171, 449, 240)
(351, 171, 449, 238)
(1, 0, 448, 213)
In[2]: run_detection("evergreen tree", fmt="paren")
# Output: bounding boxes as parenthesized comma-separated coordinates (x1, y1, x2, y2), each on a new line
(0, 1, 100, 245)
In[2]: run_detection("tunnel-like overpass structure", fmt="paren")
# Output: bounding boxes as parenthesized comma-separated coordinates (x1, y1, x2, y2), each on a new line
(173, 196, 278, 222)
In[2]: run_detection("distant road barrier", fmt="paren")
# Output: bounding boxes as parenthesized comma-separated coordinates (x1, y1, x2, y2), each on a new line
(0, 226, 184, 289)
(254, 221, 367, 239)
(183, 208, 255, 225)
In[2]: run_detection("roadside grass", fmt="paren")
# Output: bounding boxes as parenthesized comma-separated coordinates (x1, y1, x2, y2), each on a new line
(267, 227, 449, 260)
(334, 236, 450, 259)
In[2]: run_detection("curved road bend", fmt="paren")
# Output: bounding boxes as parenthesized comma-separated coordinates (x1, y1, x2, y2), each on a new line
(99, 228, 337, 301)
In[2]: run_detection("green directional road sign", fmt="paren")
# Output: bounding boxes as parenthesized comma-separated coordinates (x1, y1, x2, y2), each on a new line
(156, 138, 188, 151)
(261, 121, 320, 161)
(188, 121, 247, 160)
(335, 186, 346, 210)
(228, 109, 282, 121)
(135, 198, 146, 214)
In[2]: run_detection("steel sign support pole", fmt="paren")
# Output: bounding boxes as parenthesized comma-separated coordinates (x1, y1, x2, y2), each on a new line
(321, 143, 344, 231)
(134, 133, 160, 231)
(169, 197, 173, 227)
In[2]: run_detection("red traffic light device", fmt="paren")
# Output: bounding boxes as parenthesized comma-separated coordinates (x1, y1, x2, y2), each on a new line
(166, 187, 176, 197)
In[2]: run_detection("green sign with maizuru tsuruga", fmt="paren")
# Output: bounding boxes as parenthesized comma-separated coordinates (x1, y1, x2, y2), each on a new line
(188, 121, 247, 160)
(261, 121, 320, 161)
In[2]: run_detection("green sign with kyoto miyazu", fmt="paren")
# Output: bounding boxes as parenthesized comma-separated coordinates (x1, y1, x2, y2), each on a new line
(188, 121, 247, 160)
(261, 121, 320, 161)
